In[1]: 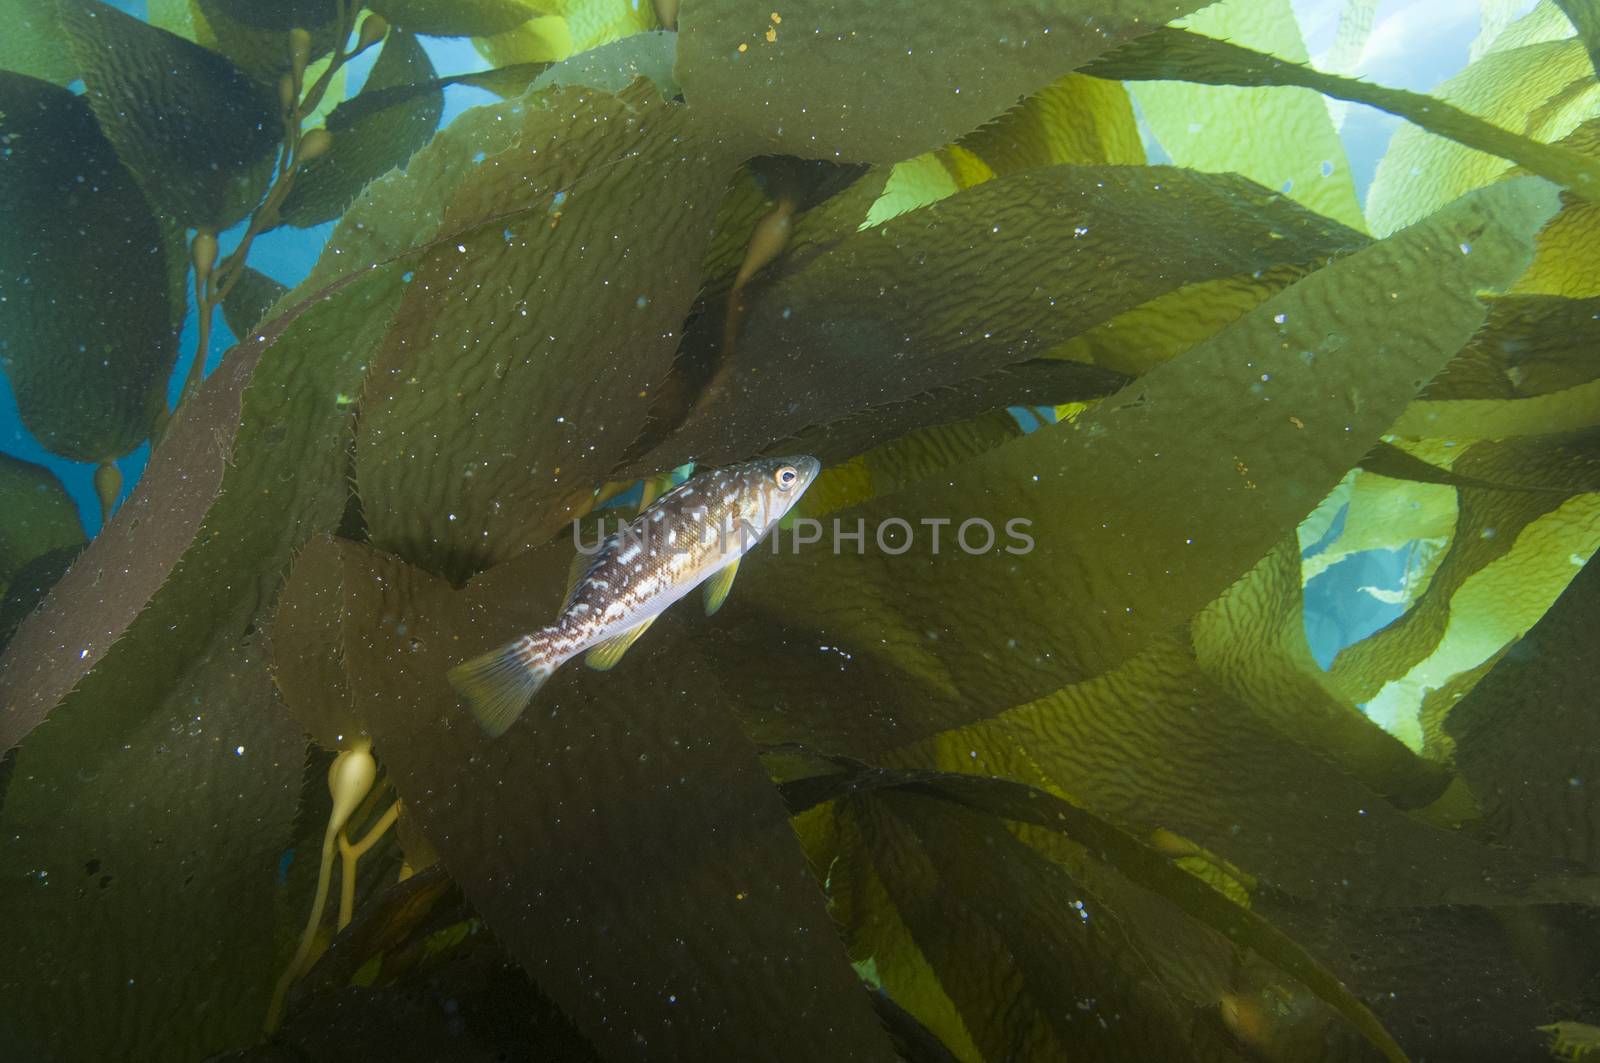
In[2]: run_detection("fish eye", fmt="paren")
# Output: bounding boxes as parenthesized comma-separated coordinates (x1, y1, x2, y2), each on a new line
(775, 465, 798, 489)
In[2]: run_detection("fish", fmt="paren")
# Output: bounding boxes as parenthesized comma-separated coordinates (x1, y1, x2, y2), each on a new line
(447, 455, 822, 737)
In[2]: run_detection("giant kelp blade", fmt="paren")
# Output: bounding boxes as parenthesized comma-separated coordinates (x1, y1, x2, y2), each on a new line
(0, 72, 181, 463)
(219, 265, 289, 339)
(0, 85, 545, 755)
(0, 0, 75, 83)
(1448, 554, 1600, 869)
(193, 0, 342, 83)
(1365, 30, 1600, 235)
(59, 0, 280, 229)
(847, 793, 1205, 1061)
(470, 0, 656, 69)
(322, 537, 898, 1060)
(1083, 27, 1600, 206)
(773, 359, 1129, 469)
(0, 454, 85, 595)
(786, 764, 1409, 1063)
(624, 164, 1366, 479)
(1326, 448, 1600, 753)
(199, 0, 337, 32)
(356, 84, 745, 581)
(1192, 537, 1453, 808)
(0, 620, 303, 1061)
(279, 28, 444, 228)
(1127, 0, 1365, 230)
(1423, 293, 1600, 401)
(674, 0, 1212, 164)
(1557, 0, 1600, 79)
(368, 0, 536, 37)
(718, 178, 1558, 725)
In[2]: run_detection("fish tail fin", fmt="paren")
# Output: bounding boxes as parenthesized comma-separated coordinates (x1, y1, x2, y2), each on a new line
(447, 631, 560, 738)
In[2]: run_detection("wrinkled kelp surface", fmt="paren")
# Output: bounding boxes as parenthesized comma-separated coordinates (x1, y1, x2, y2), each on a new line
(2, 1, 1600, 1061)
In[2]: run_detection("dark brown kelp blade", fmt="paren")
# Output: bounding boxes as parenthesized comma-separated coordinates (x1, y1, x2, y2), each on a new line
(675, 0, 1214, 164)
(0, 72, 181, 463)
(288, 535, 897, 1060)
(59, 0, 280, 229)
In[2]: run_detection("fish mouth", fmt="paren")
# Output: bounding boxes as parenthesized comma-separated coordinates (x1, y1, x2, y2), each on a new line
(794, 455, 822, 486)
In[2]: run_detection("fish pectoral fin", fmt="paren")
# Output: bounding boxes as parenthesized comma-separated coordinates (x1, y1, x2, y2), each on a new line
(585, 616, 657, 671)
(702, 558, 741, 616)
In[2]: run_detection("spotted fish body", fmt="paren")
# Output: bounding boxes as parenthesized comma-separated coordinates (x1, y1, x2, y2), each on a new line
(448, 455, 821, 736)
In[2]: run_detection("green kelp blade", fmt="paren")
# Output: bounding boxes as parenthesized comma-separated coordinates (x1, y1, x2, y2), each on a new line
(316, 26, 674, 135)
(1328, 437, 1600, 712)
(0, 0, 75, 83)
(955, 71, 1145, 173)
(621, 164, 1367, 480)
(1083, 28, 1600, 208)
(0, 80, 547, 755)
(0, 454, 85, 593)
(192, 0, 342, 84)
(368, 0, 536, 37)
(0, 72, 182, 464)
(1557, 0, 1600, 78)
(719, 179, 1557, 725)
(1423, 294, 1600, 400)
(0, 545, 84, 654)
(355, 84, 746, 582)
(1191, 537, 1453, 808)
(780, 763, 1409, 1063)
(469, 0, 657, 70)
(0, 83, 586, 1063)
(1367, 33, 1600, 236)
(218, 266, 290, 340)
(768, 359, 1129, 470)
(1128, 0, 1365, 231)
(269, 863, 602, 1058)
(847, 792, 1204, 1061)
(675, 0, 1214, 164)
(0, 616, 303, 1061)
(270, 533, 364, 750)
(1449, 552, 1600, 870)
(59, 0, 280, 230)
(199, 0, 337, 31)
(323, 536, 897, 1060)
(279, 29, 443, 228)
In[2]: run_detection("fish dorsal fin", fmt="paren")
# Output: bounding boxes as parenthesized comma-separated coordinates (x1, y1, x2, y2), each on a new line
(563, 547, 600, 610)
(702, 558, 740, 616)
(639, 472, 670, 511)
(585, 616, 657, 671)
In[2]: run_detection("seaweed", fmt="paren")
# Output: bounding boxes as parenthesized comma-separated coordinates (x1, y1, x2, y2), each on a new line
(1, 9, 1599, 1062)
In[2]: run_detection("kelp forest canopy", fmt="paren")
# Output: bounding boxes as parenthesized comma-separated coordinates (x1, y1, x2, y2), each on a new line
(1, 0, 1599, 1061)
